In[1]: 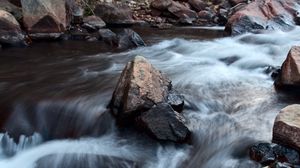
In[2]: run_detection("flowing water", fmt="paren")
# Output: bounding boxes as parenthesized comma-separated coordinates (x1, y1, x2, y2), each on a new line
(0, 27, 300, 168)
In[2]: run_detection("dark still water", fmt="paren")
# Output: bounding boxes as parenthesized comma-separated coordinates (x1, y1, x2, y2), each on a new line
(0, 27, 299, 168)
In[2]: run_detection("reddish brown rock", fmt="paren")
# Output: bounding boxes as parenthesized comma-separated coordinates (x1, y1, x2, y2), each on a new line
(276, 46, 300, 88)
(168, 1, 198, 24)
(188, 0, 207, 12)
(225, 0, 299, 35)
(110, 56, 171, 120)
(0, 10, 25, 46)
(110, 56, 187, 142)
(273, 104, 300, 152)
(94, 3, 134, 25)
(151, 0, 172, 11)
(21, 0, 68, 34)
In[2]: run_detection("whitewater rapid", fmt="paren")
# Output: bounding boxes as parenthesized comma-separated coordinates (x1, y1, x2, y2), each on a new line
(1, 27, 300, 168)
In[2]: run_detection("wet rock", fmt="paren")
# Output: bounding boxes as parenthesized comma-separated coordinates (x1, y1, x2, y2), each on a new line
(94, 3, 135, 25)
(151, 0, 172, 11)
(263, 66, 280, 80)
(188, 0, 207, 12)
(0, 0, 22, 21)
(273, 104, 300, 152)
(0, 9, 26, 46)
(275, 46, 300, 88)
(225, 0, 299, 35)
(98, 29, 118, 47)
(82, 16, 106, 32)
(198, 10, 213, 22)
(21, 0, 68, 37)
(167, 91, 184, 113)
(110, 56, 171, 120)
(69, 3, 84, 25)
(116, 29, 146, 49)
(249, 143, 276, 166)
(216, 8, 229, 26)
(136, 103, 190, 142)
(110, 56, 189, 142)
(272, 162, 293, 168)
(68, 26, 90, 40)
(219, 56, 240, 65)
(273, 144, 300, 165)
(35, 153, 139, 168)
(168, 1, 198, 24)
(250, 142, 300, 167)
(29, 33, 63, 41)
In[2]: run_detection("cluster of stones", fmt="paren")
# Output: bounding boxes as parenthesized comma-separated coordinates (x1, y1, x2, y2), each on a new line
(250, 46, 300, 168)
(109, 56, 191, 142)
(0, 0, 146, 50)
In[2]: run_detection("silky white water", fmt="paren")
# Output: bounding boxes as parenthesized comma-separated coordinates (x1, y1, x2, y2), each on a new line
(1, 27, 300, 168)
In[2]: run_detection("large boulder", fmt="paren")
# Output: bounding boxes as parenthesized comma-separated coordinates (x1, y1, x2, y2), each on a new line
(109, 56, 188, 142)
(273, 104, 300, 152)
(167, 1, 198, 24)
(94, 3, 135, 25)
(21, 0, 68, 38)
(225, 0, 300, 35)
(136, 103, 190, 142)
(275, 46, 300, 88)
(0, 9, 25, 46)
(110, 56, 171, 120)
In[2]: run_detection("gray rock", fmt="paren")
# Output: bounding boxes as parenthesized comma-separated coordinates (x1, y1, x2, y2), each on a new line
(137, 103, 190, 142)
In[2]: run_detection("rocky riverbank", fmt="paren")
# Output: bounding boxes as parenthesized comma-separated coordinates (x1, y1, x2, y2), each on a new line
(1, 0, 300, 50)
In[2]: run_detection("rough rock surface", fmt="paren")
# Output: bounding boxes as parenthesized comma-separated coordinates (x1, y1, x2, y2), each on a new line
(225, 0, 300, 35)
(110, 56, 188, 142)
(167, 1, 198, 24)
(98, 28, 118, 46)
(276, 46, 300, 88)
(273, 104, 300, 152)
(94, 3, 135, 25)
(116, 29, 146, 49)
(188, 0, 207, 12)
(0, 0, 22, 21)
(250, 142, 300, 167)
(21, 0, 68, 34)
(110, 56, 171, 119)
(0, 9, 25, 46)
(136, 103, 190, 142)
(82, 16, 106, 31)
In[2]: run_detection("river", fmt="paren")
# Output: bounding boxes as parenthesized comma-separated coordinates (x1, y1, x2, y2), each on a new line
(0, 27, 299, 168)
